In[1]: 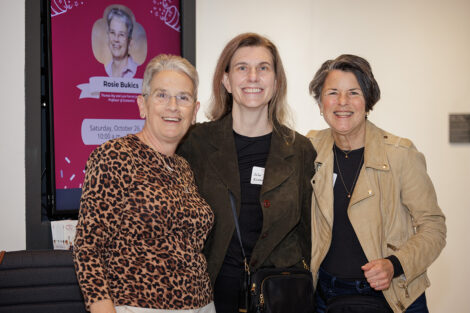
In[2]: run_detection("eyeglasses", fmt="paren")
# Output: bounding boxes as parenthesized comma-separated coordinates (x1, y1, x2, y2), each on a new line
(144, 90, 195, 107)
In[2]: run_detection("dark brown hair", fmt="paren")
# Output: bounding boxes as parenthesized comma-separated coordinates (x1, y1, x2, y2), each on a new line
(309, 54, 380, 112)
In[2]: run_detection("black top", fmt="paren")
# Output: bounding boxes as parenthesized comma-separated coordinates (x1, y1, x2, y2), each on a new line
(321, 145, 368, 280)
(218, 131, 272, 277)
(321, 145, 404, 280)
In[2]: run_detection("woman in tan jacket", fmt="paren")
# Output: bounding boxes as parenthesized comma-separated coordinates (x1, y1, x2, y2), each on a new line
(307, 54, 446, 313)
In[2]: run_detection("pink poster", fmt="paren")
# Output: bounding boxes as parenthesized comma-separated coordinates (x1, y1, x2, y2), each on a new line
(50, 0, 181, 211)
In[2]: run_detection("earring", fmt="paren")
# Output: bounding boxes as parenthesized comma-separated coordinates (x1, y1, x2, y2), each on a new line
(140, 113, 146, 119)
(320, 112, 323, 116)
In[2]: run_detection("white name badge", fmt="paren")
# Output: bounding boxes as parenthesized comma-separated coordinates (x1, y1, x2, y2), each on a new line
(333, 173, 337, 187)
(251, 166, 265, 185)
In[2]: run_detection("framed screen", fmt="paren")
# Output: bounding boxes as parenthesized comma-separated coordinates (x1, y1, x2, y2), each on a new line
(45, 0, 189, 216)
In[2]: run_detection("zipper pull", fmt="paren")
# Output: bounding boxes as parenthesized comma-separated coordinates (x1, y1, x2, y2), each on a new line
(302, 259, 309, 270)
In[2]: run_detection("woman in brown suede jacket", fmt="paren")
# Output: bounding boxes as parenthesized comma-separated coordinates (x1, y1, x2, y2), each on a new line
(178, 33, 316, 313)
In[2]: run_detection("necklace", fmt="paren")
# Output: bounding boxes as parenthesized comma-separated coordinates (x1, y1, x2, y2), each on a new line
(156, 152, 192, 194)
(338, 149, 352, 159)
(160, 155, 175, 173)
(333, 145, 364, 198)
(137, 132, 176, 174)
(154, 148, 178, 176)
(134, 134, 190, 194)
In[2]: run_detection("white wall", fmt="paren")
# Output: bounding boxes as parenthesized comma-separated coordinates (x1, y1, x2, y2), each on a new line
(0, 0, 26, 250)
(196, 0, 470, 312)
(1, 0, 468, 311)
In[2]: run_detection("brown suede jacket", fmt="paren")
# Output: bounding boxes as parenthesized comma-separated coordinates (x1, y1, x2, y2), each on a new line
(178, 113, 316, 284)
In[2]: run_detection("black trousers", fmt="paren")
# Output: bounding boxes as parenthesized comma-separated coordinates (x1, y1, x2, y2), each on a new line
(214, 273, 242, 313)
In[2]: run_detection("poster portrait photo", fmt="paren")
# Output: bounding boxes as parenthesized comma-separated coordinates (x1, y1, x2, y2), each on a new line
(91, 5, 147, 78)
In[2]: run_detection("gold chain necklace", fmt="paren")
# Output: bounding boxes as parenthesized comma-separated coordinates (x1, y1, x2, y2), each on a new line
(333, 145, 364, 198)
(134, 133, 190, 194)
(338, 149, 352, 159)
(138, 132, 176, 174)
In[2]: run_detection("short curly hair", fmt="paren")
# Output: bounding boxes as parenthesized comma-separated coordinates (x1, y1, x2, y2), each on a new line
(107, 7, 133, 39)
(141, 54, 198, 100)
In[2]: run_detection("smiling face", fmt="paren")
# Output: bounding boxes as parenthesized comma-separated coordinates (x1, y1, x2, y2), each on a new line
(107, 17, 130, 60)
(320, 70, 367, 147)
(222, 46, 276, 113)
(137, 70, 199, 152)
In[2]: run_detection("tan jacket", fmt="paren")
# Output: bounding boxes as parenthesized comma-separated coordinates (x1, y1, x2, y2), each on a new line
(307, 121, 446, 312)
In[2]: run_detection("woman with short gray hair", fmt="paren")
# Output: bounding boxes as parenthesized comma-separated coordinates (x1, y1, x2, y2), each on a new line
(105, 7, 138, 78)
(74, 54, 215, 313)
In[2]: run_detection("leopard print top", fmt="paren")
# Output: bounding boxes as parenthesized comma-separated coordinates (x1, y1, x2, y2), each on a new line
(73, 134, 214, 310)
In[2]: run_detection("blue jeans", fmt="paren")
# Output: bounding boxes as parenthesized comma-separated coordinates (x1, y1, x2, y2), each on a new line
(315, 268, 429, 313)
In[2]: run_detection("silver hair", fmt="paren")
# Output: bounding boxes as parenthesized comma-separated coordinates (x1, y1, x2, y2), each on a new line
(141, 54, 199, 99)
(107, 7, 133, 38)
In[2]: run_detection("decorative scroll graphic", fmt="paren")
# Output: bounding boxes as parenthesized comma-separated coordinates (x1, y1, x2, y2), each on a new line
(52, 0, 180, 32)
(51, 0, 86, 17)
(77, 77, 142, 99)
(150, 0, 180, 32)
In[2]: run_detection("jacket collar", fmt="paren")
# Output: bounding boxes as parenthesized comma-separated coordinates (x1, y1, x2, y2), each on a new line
(313, 120, 390, 172)
(207, 113, 295, 198)
(262, 123, 295, 195)
(363, 121, 390, 171)
(207, 114, 241, 198)
(310, 121, 390, 223)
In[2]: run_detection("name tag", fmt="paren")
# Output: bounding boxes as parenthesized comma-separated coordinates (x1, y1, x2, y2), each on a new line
(251, 166, 265, 185)
(333, 173, 337, 187)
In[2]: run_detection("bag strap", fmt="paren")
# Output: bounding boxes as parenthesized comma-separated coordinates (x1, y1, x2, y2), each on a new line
(229, 191, 250, 274)
(229, 191, 309, 273)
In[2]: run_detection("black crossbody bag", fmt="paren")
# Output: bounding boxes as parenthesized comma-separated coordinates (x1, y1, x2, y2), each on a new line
(229, 192, 315, 313)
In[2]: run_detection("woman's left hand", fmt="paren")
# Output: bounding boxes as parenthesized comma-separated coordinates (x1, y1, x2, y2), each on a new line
(361, 259, 394, 291)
